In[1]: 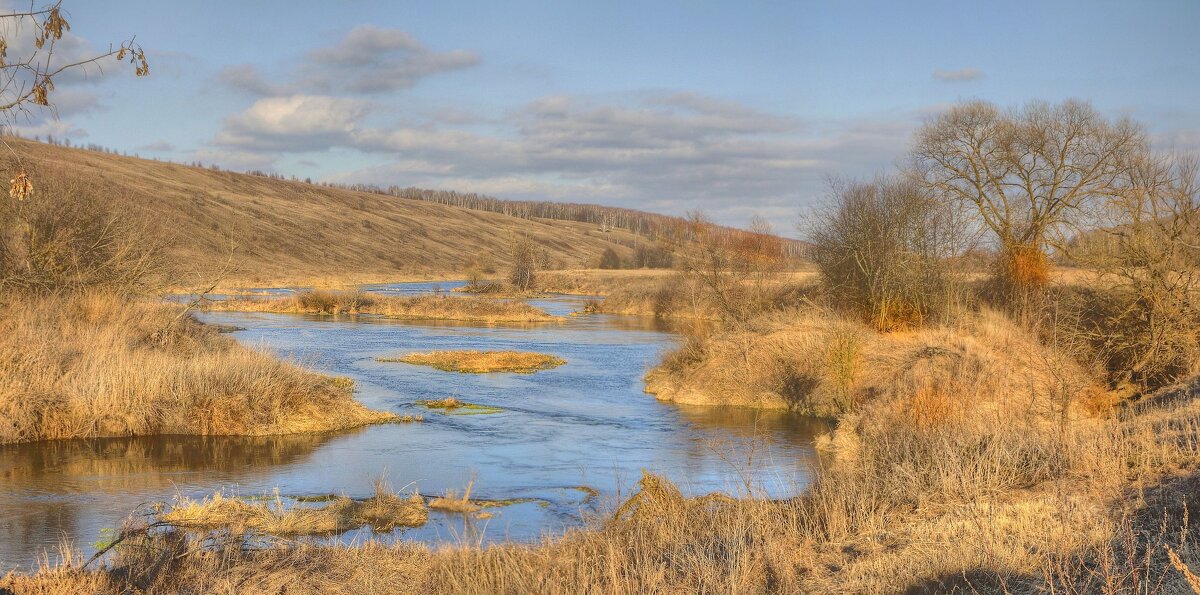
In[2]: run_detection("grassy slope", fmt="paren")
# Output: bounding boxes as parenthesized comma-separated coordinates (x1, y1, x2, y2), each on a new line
(10, 138, 648, 286)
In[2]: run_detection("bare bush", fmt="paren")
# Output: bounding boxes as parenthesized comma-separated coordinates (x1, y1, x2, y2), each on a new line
(807, 176, 962, 331)
(598, 247, 621, 269)
(670, 212, 786, 324)
(509, 234, 537, 291)
(1063, 154, 1200, 390)
(0, 164, 167, 295)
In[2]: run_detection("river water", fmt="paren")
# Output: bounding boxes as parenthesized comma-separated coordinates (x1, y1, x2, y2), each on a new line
(0, 283, 828, 570)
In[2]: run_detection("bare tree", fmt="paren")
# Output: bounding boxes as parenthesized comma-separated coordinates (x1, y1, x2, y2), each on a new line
(807, 176, 963, 331)
(598, 247, 621, 269)
(912, 100, 1144, 302)
(670, 212, 785, 323)
(509, 234, 537, 291)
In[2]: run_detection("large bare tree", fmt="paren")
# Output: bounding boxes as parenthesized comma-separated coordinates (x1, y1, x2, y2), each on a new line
(912, 99, 1145, 297)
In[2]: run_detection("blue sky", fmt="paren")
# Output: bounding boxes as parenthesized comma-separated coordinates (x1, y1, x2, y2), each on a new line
(7, 0, 1199, 230)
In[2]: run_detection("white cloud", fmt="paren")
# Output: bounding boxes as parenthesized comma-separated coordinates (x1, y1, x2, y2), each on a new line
(204, 89, 931, 229)
(216, 65, 285, 96)
(214, 95, 371, 150)
(220, 26, 479, 97)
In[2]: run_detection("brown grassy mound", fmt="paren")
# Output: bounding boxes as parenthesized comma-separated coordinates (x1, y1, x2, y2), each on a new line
(383, 350, 566, 373)
(206, 290, 559, 323)
(0, 292, 398, 444)
(646, 308, 1093, 416)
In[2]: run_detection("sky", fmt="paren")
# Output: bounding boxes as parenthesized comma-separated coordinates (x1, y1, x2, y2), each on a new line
(4, 0, 1199, 231)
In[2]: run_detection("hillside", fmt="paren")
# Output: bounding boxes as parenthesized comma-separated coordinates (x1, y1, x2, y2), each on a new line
(5, 138, 661, 287)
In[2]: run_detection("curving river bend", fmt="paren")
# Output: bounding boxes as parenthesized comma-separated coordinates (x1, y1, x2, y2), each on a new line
(0, 282, 827, 570)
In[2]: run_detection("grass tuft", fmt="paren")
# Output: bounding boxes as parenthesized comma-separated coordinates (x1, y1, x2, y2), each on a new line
(162, 481, 427, 536)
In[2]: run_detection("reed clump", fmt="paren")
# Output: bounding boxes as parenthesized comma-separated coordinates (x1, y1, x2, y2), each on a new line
(207, 289, 560, 322)
(163, 481, 427, 535)
(428, 481, 481, 514)
(385, 350, 566, 374)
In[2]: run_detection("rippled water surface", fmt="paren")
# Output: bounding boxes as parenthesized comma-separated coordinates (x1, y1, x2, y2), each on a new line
(0, 282, 828, 570)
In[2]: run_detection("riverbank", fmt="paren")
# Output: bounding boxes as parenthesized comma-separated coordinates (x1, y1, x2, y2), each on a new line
(5, 281, 1199, 592)
(6, 381, 1199, 593)
(204, 290, 560, 323)
(0, 292, 399, 444)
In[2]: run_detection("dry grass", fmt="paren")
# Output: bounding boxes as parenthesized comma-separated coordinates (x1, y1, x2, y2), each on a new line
(646, 306, 1088, 416)
(3, 138, 652, 286)
(6, 387, 1199, 594)
(206, 290, 560, 323)
(536, 269, 684, 296)
(162, 480, 427, 536)
(415, 397, 504, 415)
(384, 350, 566, 373)
(419, 396, 464, 409)
(0, 291, 399, 444)
(428, 481, 481, 514)
(586, 273, 817, 320)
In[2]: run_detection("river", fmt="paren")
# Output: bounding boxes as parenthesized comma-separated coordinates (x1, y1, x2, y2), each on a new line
(0, 282, 828, 570)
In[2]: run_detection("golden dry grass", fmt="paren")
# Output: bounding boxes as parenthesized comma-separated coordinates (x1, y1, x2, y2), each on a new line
(645, 307, 1092, 415)
(0, 291, 399, 444)
(162, 481, 427, 536)
(427, 480, 481, 514)
(536, 269, 682, 295)
(206, 290, 560, 323)
(384, 350, 566, 373)
(6, 384, 1199, 594)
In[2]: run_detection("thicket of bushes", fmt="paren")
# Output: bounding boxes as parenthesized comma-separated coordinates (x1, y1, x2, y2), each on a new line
(596, 244, 674, 269)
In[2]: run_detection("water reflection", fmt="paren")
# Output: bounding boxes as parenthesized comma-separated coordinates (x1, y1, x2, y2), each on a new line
(0, 433, 343, 569)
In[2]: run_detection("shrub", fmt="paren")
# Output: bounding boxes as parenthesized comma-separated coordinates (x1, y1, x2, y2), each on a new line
(509, 235, 537, 291)
(1060, 154, 1200, 391)
(807, 176, 961, 331)
(0, 164, 167, 295)
(598, 247, 622, 269)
